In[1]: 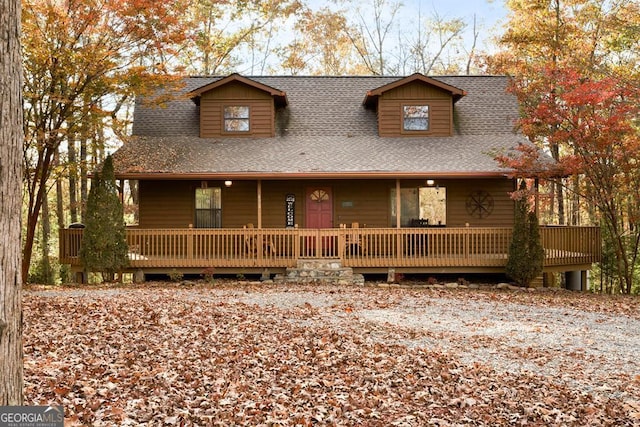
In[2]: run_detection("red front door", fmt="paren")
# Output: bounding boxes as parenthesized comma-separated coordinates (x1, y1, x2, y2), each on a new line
(306, 187, 333, 228)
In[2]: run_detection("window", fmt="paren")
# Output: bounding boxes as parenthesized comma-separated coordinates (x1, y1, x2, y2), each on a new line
(403, 105, 429, 131)
(122, 180, 139, 226)
(195, 187, 221, 228)
(390, 187, 446, 226)
(418, 187, 446, 225)
(224, 106, 250, 132)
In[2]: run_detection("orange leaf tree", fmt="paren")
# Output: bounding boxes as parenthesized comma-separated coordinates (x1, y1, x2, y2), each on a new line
(21, 0, 189, 282)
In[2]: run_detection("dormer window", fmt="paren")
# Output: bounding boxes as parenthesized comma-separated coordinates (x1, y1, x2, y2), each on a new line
(403, 105, 429, 131)
(190, 74, 287, 138)
(364, 74, 465, 137)
(224, 106, 250, 132)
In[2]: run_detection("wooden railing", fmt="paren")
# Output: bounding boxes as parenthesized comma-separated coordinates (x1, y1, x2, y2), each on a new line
(59, 226, 601, 271)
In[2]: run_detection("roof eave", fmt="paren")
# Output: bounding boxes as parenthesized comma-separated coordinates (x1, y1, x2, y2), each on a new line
(114, 171, 512, 180)
(363, 74, 466, 107)
(189, 73, 288, 107)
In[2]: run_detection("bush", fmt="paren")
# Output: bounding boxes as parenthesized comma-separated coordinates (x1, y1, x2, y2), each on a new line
(506, 181, 545, 287)
(80, 155, 129, 282)
(168, 269, 184, 282)
(201, 267, 215, 284)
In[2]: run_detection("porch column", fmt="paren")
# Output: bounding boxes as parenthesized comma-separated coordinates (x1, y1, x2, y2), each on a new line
(534, 178, 540, 218)
(395, 179, 402, 261)
(395, 179, 401, 228)
(118, 179, 124, 203)
(257, 179, 262, 229)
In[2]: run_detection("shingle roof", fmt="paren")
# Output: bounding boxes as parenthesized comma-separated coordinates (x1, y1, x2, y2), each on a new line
(115, 75, 526, 178)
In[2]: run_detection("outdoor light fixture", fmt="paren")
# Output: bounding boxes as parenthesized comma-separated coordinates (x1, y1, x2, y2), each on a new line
(224, 180, 233, 187)
(426, 179, 435, 186)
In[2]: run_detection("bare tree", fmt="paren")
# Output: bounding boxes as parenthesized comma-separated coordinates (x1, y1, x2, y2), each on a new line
(0, 0, 24, 405)
(343, 0, 402, 75)
(465, 14, 480, 75)
(408, 10, 466, 75)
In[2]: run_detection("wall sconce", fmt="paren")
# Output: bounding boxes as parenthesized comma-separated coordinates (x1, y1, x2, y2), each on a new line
(224, 180, 233, 187)
(426, 179, 435, 186)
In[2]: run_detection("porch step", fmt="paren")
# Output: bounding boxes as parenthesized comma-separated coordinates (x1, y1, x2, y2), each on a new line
(274, 258, 365, 286)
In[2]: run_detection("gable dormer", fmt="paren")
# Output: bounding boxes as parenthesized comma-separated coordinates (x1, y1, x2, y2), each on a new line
(363, 73, 466, 137)
(190, 74, 287, 138)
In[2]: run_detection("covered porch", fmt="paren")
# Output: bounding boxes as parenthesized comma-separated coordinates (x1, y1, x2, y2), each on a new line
(60, 225, 601, 282)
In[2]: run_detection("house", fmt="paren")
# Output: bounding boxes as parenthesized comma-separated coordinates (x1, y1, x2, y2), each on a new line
(60, 73, 600, 287)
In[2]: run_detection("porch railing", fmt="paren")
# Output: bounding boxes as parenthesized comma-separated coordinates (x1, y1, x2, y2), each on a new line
(59, 226, 601, 271)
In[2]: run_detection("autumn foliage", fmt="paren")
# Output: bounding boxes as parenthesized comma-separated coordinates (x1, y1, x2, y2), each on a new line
(20, 0, 188, 282)
(23, 284, 640, 424)
(499, 66, 640, 293)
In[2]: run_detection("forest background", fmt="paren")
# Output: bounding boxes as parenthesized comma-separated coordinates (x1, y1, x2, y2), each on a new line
(20, 0, 640, 293)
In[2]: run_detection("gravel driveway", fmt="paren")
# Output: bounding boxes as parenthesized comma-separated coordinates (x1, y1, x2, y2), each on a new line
(225, 285, 640, 400)
(26, 282, 640, 424)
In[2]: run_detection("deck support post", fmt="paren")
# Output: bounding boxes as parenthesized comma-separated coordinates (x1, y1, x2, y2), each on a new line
(581, 270, 588, 291)
(261, 268, 270, 281)
(387, 268, 396, 283)
(134, 269, 145, 283)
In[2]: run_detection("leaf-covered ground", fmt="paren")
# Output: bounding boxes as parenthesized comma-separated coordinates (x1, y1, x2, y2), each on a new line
(23, 282, 640, 426)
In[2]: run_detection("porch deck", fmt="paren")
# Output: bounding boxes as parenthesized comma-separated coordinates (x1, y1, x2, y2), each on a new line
(59, 226, 601, 275)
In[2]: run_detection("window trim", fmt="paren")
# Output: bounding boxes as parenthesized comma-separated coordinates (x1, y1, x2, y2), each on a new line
(401, 103, 431, 135)
(222, 105, 251, 134)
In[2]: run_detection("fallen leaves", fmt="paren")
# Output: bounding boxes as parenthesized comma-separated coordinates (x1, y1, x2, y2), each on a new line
(22, 283, 640, 425)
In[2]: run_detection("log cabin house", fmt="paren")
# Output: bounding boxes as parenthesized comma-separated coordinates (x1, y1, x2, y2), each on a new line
(60, 73, 601, 287)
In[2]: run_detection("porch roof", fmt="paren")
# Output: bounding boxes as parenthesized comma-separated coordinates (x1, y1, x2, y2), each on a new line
(113, 134, 519, 179)
(115, 75, 529, 179)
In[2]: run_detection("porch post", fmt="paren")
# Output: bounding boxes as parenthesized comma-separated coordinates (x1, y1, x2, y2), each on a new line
(395, 179, 401, 228)
(396, 179, 402, 261)
(257, 179, 262, 229)
(118, 179, 124, 203)
(534, 178, 540, 218)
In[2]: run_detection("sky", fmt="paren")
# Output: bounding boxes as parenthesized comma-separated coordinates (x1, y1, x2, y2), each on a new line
(236, 0, 512, 74)
(403, 0, 509, 50)
(419, 0, 508, 26)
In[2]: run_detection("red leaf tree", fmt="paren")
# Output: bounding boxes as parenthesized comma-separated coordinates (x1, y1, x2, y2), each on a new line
(499, 66, 640, 293)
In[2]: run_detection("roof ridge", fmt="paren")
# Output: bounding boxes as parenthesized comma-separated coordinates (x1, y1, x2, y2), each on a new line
(185, 74, 509, 79)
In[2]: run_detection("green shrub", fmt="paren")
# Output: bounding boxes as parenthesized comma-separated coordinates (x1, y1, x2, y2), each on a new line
(168, 269, 184, 282)
(506, 181, 544, 287)
(80, 155, 129, 282)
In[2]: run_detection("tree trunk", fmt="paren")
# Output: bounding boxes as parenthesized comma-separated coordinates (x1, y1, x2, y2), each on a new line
(68, 137, 79, 224)
(22, 145, 54, 281)
(41, 194, 54, 285)
(571, 175, 580, 226)
(0, 0, 24, 404)
(80, 136, 88, 221)
(54, 149, 65, 230)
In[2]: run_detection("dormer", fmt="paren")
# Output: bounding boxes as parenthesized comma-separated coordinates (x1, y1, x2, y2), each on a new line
(363, 73, 466, 137)
(189, 74, 288, 138)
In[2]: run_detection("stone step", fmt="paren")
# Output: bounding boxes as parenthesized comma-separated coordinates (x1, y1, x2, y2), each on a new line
(285, 267, 353, 279)
(296, 258, 342, 270)
(274, 273, 365, 286)
(274, 260, 364, 285)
